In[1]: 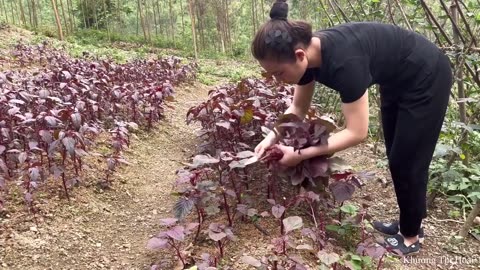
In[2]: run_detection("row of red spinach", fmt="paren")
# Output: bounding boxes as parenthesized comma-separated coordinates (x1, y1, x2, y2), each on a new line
(149, 78, 388, 270)
(0, 42, 197, 213)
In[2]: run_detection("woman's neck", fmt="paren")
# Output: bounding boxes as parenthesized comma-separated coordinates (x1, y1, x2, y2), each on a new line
(306, 36, 323, 68)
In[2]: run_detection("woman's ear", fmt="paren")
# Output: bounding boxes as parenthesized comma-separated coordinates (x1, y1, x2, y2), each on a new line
(294, 49, 306, 61)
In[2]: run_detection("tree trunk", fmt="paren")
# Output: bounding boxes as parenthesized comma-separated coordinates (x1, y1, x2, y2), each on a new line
(459, 201, 480, 238)
(18, 0, 27, 26)
(225, 0, 231, 52)
(103, 0, 111, 41)
(168, 0, 175, 45)
(137, 0, 148, 41)
(180, 0, 184, 36)
(93, 0, 99, 29)
(451, 0, 469, 164)
(156, 0, 162, 36)
(51, 0, 64, 40)
(59, 0, 69, 35)
(81, 0, 87, 28)
(67, 0, 75, 31)
(188, 0, 197, 59)
(116, 0, 121, 33)
(261, 0, 265, 21)
(152, 0, 158, 35)
(26, 0, 33, 26)
(32, 0, 38, 28)
(251, 0, 256, 36)
(145, 0, 151, 42)
(194, 0, 205, 50)
(1, 0, 8, 23)
(10, 0, 16, 25)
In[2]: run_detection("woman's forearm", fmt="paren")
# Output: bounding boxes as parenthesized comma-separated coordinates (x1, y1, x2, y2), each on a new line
(300, 128, 366, 160)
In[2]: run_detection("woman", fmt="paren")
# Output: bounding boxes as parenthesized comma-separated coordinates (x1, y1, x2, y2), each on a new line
(253, 0, 452, 255)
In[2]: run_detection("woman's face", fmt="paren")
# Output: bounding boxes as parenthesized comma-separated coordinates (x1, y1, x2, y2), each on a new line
(259, 49, 309, 84)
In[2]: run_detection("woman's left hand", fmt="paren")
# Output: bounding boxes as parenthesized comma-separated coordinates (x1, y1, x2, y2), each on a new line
(277, 144, 304, 167)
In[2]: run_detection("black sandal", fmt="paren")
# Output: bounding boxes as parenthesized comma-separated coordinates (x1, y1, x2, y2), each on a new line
(380, 234, 421, 256)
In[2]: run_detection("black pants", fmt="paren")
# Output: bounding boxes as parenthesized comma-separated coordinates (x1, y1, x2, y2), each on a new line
(379, 52, 452, 237)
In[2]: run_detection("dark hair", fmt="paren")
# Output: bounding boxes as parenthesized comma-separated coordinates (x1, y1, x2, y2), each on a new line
(252, 0, 313, 62)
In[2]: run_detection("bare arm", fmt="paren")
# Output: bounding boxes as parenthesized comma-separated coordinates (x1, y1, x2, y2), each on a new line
(264, 81, 315, 142)
(301, 91, 370, 159)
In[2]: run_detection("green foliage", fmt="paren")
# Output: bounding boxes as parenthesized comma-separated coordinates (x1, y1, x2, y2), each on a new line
(196, 59, 261, 85)
(429, 157, 480, 211)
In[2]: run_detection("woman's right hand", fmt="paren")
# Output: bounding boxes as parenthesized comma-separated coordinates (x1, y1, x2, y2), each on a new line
(255, 133, 277, 158)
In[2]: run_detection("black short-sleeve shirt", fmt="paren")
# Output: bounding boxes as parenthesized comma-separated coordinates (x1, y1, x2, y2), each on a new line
(298, 22, 442, 103)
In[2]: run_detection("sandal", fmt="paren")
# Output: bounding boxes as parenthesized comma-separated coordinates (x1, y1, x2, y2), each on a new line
(373, 220, 425, 244)
(380, 234, 421, 256)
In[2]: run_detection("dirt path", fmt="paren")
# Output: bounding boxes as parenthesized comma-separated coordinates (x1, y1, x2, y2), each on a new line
(0, 82, 208, 270)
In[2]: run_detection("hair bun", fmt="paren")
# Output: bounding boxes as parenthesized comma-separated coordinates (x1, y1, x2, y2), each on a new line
(269, 0, 288, 21)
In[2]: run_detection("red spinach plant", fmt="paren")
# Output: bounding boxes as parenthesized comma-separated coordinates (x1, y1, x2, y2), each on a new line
(149, 78, 385, 269)
(0, 42, 197, 212)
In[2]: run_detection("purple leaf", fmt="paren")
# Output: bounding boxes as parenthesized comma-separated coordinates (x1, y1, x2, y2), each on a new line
(28, 141, 40, 151)
(159, 218, 178, 226)
(62, 137, 76, 156)
(146, 237, 168, 250)
(45, 116, 57, 127)
(62, 71, 72, 80)
(260, 211, 270, 217)
(229, 155, 258, 169)
(9, 99, 25, 105)
(225, 189, 236, 198)
(236, 151, 255, 159)
(247, 208, 258, 217)
(192, 154, 219, 168)
(283, 216, 303, 233)
(307, 157, 329, 178)
(0, 145, 5, 155)
(236, 204, 247, 215)
(25, 192, 33, 203)
(356, 240, 386, 258)
(39, 89, 50, 98)
(317, 251, 340, 266)
(185, 222, 200, 234)
(216, 120, 231, 130)
(39, 130, 53, 143)
(166, 226, 185, 241)
(18, 152, 27, 164)
(209, 230, 227, 242)
(8, 107, 20, 115)
(29, 168, 41, 182)
(272, 205, 285, 219)
(71, 113, 82, 129)
(350, 175, 364, 188)
(240, 256, 262, 267)
(329, 181, 355, 203)
(173, 197, 194, 220)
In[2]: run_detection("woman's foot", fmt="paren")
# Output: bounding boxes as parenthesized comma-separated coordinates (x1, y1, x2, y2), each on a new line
(373, 220, 425, 244)
(380, 233, 421, 256)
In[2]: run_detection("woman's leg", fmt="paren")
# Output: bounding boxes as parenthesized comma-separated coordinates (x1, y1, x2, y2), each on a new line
(388, 53, 452, 239)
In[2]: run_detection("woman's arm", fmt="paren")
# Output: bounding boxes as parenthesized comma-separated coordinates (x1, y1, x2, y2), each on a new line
(263, 81, 316, 143)
(301, 90, 369, 160)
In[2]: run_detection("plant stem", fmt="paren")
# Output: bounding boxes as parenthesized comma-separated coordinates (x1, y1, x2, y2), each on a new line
(222, 191, 232, 226)
(218, 241, 224, 257)
(169, 240, 185, 268)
